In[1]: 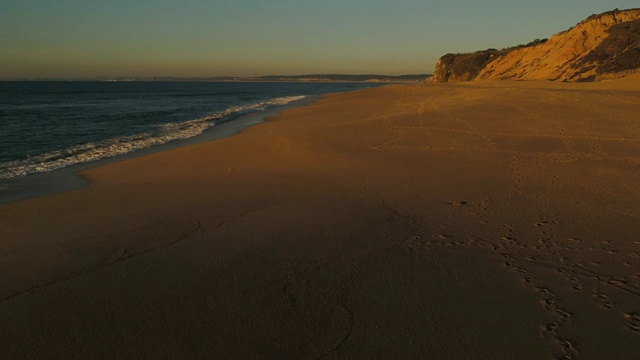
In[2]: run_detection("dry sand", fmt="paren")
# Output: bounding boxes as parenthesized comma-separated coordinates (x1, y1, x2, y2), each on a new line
(2, 79, 640, 359)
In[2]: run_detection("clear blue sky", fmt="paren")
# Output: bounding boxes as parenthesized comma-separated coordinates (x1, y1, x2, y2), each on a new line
(1, 0, 638, 78)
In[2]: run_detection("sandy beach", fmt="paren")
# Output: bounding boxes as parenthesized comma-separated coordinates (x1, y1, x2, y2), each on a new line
(2, 79, 640, 358)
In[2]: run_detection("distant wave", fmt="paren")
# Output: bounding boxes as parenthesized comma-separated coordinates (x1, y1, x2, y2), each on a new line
(0, 95, 306, 179)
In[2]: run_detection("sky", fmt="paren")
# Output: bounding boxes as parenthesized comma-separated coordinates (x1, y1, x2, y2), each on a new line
(1, 0, 638, 79)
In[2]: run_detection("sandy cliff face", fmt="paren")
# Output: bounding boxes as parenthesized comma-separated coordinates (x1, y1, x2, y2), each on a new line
(433, 51, 507, 83)
(434, 9, 640, 82)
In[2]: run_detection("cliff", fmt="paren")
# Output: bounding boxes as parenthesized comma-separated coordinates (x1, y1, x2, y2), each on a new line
(433, 50, 508, 83)
(434, 8, 640, 82)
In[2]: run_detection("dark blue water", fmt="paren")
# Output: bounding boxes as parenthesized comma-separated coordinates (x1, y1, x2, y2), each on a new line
(0, 81, 381, 179)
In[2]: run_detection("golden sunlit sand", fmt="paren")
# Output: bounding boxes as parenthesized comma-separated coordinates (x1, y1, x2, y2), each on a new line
(2, 79, 640, 358)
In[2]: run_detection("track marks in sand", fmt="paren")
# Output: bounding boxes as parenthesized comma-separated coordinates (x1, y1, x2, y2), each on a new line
(404, 193, 640, 357)
(446, 200, 468, 206)
(0, 218, 202, 302)
(420, 95, 498, 151)
(381, 118, 405, 149)
(278, 279, 355, 359)
(509, 252, 640, 351)
(366, 87, 640, 355)
(508, 154, 527, 197)
(378, 89, 640, 161)
(500, 254, 582, 359)
(507, 100, 575, 154)
(0, 205, 273, 302)
(401, 200, 582, 354)
(543, 92, 640, 159)
(405, 221, 584, 358)
(376, 91, 505, 152)
(625, 312, 640, 333)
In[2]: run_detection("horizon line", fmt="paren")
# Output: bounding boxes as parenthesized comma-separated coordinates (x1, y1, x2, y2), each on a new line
(0, 73, 433, 82)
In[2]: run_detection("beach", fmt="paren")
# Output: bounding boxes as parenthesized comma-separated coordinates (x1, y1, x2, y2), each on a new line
(2, 79, 640, 358)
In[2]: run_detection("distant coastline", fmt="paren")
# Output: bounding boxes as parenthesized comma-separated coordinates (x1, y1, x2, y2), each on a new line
(0, 74, 431, 82)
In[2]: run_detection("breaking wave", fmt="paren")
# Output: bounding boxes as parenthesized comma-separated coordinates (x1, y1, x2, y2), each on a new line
(0, 95, 306, 179)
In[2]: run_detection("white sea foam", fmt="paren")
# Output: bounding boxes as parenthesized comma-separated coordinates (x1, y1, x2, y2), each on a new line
(213, 95, 307, 123)
(0, 95, 307, 179)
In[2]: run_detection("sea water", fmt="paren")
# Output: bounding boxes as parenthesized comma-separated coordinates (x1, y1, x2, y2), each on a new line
(0, 81, 382, 180)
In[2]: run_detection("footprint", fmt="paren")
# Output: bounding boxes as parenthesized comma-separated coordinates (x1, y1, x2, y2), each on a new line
(604, 301, 614, 310)
(625, 312, 640, 332)
(544, 298, 556, 306)
(557, 337, 581, 359)
(537, 287, 555, 296)
(513, 267, 528, 275)
(556, 308, 572, 319)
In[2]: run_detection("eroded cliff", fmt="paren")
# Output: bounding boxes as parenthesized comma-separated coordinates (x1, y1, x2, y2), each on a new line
(434, 8, 640, 82)
(433, 51, 508, 83)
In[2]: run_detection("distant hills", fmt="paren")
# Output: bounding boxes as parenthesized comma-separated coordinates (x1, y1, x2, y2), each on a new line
(2, 74, 430, 82)
(236, 74, 430, 82)
(433, 8, 640, 82)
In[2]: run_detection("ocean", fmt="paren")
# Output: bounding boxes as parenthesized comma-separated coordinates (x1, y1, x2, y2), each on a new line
(0, 81, 382, 180)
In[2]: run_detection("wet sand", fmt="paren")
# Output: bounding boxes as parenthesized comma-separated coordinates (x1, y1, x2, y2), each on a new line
(2, 79, 640, 358)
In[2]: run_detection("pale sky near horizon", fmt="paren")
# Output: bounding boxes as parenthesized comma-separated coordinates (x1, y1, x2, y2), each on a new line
(1, 1, 638, 79)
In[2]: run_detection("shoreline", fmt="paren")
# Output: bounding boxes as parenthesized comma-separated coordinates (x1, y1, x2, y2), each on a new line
(2, 80, 640, 358)
(0, 95, 321, 205)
